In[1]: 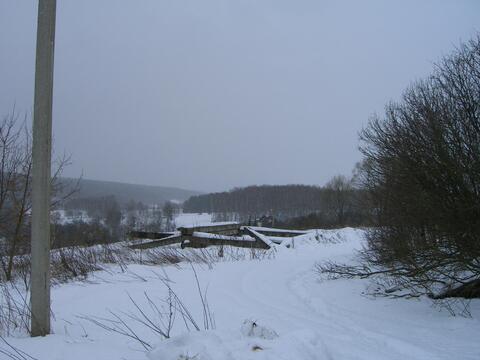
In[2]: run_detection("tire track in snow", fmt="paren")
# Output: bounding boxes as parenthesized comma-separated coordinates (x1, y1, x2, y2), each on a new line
(230, 256, 441, 360)
(286, 268, 444, 360)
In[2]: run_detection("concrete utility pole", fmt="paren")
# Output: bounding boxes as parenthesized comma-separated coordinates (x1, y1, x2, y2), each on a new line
(31, 0, 56, 337)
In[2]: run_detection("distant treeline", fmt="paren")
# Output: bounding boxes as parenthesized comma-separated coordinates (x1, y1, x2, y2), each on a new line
(183, 182, 371, 228)
(184, 185, 323, 218)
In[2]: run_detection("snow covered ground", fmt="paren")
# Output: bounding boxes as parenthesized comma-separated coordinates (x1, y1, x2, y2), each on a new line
(5, 228, 480, 360)
(173, 212, 213, 228)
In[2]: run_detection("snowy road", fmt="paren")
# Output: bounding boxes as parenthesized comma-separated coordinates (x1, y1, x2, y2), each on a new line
(200, 234, 479, 360)
(7, 228, 480, 360)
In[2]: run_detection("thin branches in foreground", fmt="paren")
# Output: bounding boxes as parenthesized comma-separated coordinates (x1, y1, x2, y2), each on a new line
(79, 266, 215, 351)
(0, 335, 37, 360)
(315, 249, 474, 316)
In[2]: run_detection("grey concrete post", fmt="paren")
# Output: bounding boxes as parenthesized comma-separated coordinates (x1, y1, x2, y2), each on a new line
(31, 0, 56, 337)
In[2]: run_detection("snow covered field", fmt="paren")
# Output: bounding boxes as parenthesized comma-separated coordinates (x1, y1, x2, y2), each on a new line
(174, 213, 214, 228)
(5, 228, 480, 360)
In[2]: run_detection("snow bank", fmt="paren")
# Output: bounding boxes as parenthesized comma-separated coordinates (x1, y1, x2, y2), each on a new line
(148, 322, 325, 360)
(240, 320, 278, 339)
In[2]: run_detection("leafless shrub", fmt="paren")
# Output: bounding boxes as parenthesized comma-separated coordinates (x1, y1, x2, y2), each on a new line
(50, 246, 104, 283)
(357, 36, 480, 300)
(0, 108, 78, 282)
(0, 283, 30, 336)
(79, 305, 156, 351)
(130, 244, 275, 269)
(315, 250, 474, 316)
(190, 264, 215, 331)
(2, 239, 275, 289)
(432, 297, 472, 317)
(79, 266, 215, 351)
(324, 35, 480, 312)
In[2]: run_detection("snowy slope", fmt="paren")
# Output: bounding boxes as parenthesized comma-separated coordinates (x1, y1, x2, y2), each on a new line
(5, 228, 480, 360)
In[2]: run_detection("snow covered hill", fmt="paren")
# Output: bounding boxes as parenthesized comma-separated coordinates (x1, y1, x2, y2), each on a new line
(5, 228, 480, 360)
(59, 178, 201, 206)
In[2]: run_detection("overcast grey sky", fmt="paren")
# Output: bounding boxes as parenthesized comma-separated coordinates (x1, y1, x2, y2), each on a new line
(1, 1, 479, 192)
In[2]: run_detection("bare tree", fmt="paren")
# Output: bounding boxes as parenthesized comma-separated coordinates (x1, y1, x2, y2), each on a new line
(324, 175, 354, 227)
(0, 110, 75, 281)
(319, 35, 480, 302)
(163, 201, 178, 231)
